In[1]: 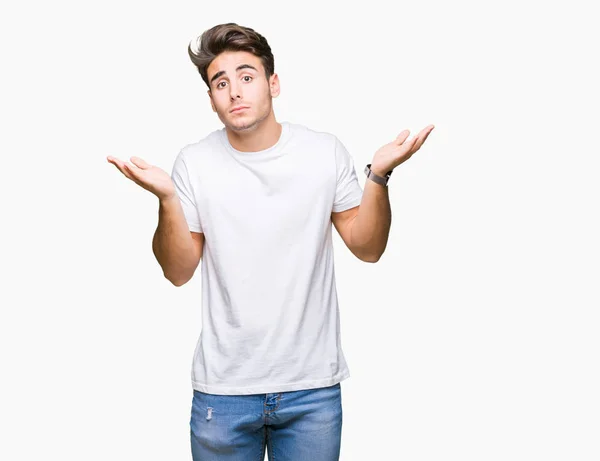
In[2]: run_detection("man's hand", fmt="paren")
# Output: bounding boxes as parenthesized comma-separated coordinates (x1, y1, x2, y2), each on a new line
(370, 124, 435, 176)
(107, 155, 176, 201)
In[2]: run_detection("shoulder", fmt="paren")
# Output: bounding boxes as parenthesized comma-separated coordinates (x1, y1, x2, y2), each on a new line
(179, 129, 223, 160)
(288, 121, 336, 141)
(286, 121, 339, 149)
(172, 128, 225, 174)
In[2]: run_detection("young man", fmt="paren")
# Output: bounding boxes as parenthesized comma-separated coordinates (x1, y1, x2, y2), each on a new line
(107, 22, 433, 461)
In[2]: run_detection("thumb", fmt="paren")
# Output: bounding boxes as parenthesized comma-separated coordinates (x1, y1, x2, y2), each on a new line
(395, 130, 410, 144)
(130, 156, 151, 169)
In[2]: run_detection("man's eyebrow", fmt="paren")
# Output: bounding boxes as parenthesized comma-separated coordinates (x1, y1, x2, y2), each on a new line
(209, 64, 259, 86)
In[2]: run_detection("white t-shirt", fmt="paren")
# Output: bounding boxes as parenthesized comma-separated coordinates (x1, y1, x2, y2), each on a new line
(170, 121, 364, 395)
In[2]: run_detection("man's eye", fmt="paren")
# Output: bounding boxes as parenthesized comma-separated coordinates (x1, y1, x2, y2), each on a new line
(243, 76, 252, 82)
(217, 81, 227, 88)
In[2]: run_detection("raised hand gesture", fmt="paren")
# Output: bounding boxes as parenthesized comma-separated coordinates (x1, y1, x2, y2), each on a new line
(107, 155, 176, 201)
(370, 125, 435, 176)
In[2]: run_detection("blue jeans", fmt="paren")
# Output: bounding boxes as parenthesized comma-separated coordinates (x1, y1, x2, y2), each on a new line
(190, 383, 343, 460)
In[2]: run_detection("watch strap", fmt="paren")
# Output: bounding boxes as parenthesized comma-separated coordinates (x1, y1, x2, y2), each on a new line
(364, 164, 393, 186)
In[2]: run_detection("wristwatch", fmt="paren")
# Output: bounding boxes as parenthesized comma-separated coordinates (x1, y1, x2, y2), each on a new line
(364, 164, 393, 186)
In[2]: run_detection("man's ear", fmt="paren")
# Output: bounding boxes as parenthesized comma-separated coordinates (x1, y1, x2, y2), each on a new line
(207, 89, 216, 112)
(269, 73, 281, 98)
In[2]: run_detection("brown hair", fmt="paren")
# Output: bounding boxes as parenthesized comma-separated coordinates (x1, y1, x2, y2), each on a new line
(188, 23, 275, 89)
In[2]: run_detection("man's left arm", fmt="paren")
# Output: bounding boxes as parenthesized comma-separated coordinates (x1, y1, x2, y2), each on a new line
(347, 177, 392, 262)
(332, 124, 435, 263)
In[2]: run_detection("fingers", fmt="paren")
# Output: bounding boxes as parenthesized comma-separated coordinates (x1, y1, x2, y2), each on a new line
(395, 131, 419, 153)
(130, 156, 151, 169)
(413, 125, 435, 151)
(395, 130, 410, 145)
(403, 136, 419, 154)
(123, 163, 139, 180)
(107, 155, 137, 181)
(395, 125, 435, 152)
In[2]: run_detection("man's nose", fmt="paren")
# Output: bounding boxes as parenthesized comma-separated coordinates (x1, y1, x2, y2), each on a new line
(229, 83, 242, 100)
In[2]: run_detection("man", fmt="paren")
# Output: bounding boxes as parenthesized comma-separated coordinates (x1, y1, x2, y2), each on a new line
(107, 22, 433, 461)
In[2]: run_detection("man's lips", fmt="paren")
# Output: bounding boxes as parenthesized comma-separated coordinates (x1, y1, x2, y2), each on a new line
(230, 106, 249, 113)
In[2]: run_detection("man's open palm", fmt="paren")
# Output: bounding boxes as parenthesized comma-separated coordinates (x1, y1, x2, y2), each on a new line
(107, 155, 175, 201)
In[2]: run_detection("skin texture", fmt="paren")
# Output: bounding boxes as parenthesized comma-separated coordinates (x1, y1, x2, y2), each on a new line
(206, 50, 282, 153)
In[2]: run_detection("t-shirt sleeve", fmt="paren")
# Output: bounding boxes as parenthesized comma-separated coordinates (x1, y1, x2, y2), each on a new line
(332, 136, 364, 213)
(170, 151, 203, 233)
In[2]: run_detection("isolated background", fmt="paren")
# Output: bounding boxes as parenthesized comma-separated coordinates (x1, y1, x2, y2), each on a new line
(1, 0, 598, 459)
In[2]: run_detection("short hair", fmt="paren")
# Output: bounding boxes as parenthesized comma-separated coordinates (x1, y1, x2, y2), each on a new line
(188, 23, 275, 89)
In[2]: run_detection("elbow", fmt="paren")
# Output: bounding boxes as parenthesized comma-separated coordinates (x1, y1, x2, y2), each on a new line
(165, 271, 193, 287)
(170, 278, 188, 287)
(361, 245, 386, 263)
(361, 253, 381, 263)
(354, 247, 383, 263)
(351, 237, 387, 263)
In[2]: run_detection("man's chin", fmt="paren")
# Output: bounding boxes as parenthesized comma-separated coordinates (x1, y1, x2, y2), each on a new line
(227, 117, 258, 132)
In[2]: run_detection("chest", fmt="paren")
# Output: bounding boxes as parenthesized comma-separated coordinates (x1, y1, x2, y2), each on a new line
(191, 150, 336, 238)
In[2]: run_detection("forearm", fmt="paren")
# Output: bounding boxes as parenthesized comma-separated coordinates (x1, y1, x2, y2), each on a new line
(351, 178, 391, 262)
(152, 196, 197, 284)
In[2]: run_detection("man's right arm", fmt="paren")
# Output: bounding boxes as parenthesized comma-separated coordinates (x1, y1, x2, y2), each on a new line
(152, 195, 204, 286)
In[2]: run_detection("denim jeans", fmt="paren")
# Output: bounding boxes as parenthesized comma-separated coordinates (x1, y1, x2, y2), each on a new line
(190, 382, 343, 461)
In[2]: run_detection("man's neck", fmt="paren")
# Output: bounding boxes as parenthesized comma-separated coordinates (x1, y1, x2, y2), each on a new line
(226, 116, 282, 152)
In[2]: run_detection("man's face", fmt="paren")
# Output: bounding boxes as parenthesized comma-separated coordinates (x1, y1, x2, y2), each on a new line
(206, 50, 280, 132)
